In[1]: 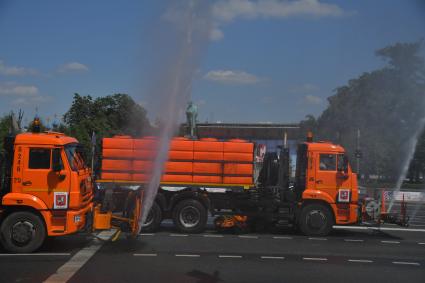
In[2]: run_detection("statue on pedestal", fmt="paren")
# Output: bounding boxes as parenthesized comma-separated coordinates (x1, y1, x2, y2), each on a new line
(186, 101, 198, 138)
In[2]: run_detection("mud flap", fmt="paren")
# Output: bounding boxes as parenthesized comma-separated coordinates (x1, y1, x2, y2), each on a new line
(83, 210, 93, 232)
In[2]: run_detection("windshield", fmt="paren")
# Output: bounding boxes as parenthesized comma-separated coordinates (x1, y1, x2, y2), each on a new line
(65, 144, 88, 171)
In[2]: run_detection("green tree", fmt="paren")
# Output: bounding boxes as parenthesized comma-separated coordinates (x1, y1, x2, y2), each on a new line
(0, 115, 11, 149)
(302, 40, 425, 183)
(0, 110, 24, 148)
(63, 93, 152, 156)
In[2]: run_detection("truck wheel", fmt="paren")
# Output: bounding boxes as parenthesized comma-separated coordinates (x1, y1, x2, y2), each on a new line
(298, 203, 334, 236)
(172, 199, 207, 233)
(0, 211, 46, 253)
(141, 202, 162, 233)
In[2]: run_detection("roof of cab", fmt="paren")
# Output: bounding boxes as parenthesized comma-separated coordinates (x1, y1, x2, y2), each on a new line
(306, 142, 345, 152)
(15, 132, 78, 146)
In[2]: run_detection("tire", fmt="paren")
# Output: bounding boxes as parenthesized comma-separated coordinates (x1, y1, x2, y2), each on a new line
(172, 199, 207, 234)
(0, 211, 46, 253)
(141, 202, 162, 233)
(298, 203, 334, 236)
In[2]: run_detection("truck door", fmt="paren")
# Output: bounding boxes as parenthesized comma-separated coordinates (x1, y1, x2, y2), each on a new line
(336, 154, 351, 189)
(315, 153, 338, 196)
(21, 147, 70, 209)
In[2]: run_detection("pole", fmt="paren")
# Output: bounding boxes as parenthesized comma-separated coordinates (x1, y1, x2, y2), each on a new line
(91, 131, 96, 179)
(91, 144, 95, 179)
(356, 129, 360, 175)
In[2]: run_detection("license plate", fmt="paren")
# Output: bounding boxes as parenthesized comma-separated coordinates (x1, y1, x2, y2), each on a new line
(74, 215, 82, 223)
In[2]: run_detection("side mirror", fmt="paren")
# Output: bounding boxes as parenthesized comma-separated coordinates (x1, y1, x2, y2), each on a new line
(52, 148, 62, 172)
(343, 157, 349, 174)
(337, 155, 349, 174)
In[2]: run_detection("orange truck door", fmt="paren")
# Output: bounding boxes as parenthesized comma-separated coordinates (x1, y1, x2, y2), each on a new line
(21, 146, 70, 209)
(315, 153, 338, 198)
(335, 154, 352, 191)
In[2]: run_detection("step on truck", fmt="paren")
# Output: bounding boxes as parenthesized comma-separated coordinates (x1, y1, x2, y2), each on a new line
(97, 133, 373, 236)
(0, 119, 142, 253)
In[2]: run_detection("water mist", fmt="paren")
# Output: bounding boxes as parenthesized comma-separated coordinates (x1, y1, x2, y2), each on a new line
(388, 117, 425, 212)
(138, 1, 212, 230)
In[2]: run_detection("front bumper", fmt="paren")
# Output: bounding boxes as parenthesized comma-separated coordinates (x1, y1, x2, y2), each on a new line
(45, 203, 93, 236)
(333, 203, 359, 225)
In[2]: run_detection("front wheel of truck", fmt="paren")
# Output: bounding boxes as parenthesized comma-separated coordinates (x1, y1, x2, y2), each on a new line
(172, 199, 207, 234)
(0, 211, 46, 253)
(298, 203, 334, 236)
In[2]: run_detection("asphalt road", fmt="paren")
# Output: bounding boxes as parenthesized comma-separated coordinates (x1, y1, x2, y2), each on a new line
(0, 225, 424, 283)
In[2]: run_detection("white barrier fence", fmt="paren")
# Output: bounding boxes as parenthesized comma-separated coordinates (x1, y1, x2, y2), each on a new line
(383, 191, 425, 203)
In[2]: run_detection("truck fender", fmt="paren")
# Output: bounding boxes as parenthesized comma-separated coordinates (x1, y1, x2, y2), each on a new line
(2, 193, 49, 211)
(298, 192, 337, 224)
(302, 189, 335, 205)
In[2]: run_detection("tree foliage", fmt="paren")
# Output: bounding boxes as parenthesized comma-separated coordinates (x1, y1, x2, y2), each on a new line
(63, 93, 152, 155)
(302, 41, 425, 182)
(0, 115, 11, 149)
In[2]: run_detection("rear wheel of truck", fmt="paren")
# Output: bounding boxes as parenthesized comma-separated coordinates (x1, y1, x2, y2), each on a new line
(0, 211, 46, 253)
(172, 199, 207, 234)
(141, 202, 162, 233)
(298, 203, 333, 236)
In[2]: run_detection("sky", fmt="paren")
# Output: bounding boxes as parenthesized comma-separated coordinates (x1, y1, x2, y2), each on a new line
(0, 0, 424, 125)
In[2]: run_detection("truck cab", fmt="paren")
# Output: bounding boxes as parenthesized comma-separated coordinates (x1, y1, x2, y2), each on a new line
(0, 131, 93, 252)
(294, 140, 359, 235)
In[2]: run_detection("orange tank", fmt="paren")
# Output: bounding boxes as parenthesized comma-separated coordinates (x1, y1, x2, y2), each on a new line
(100, 136, 255, 185)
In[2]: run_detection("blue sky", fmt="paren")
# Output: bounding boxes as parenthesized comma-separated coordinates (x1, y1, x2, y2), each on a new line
(0, 0, 424, 125)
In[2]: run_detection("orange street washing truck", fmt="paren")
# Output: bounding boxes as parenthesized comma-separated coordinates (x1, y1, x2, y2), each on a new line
(0, 119, 142, 253)
(97, 133, 407, 236)
(0, 119, 407, 253)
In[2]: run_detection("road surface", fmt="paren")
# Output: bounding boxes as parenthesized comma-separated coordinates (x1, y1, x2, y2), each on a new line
(0, 225, 424, 283)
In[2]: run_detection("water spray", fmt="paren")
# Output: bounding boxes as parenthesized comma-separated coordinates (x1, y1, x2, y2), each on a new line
(388, 117, 425, 212)
(138, 0, 211, 231)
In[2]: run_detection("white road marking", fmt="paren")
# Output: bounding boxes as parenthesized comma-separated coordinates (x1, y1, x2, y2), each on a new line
(381, 240, 400, 244)
(133, 253, 157, 257)
(418, 242, 425, 245)
(308, 237, 327, 241)
(139, 233, 155, 236)
(348, 259, 373, 263)
(175, 254, 200, 257)
(238, 235, 258, 239)
(302, 257, 328, 261)
(219, 255, 242, 258)
(261, 256, 284, 260)
(392, 261, 420, 266)
(170, 234, 188, 237)
(273, 236, 293, 240)
(0, 253, 71, 256)
(43, 229, 116, 283)
(203, 234, 224, 238)
(333, 225, 425, 232)
(344, 239, 364, 242)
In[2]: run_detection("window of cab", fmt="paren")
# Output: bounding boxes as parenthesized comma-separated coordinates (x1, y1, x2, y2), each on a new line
(319, 154, 336, 171)
(28, 148, 64, 170)
(29, 148, 51, 169)
(319, 153, 349, 172)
